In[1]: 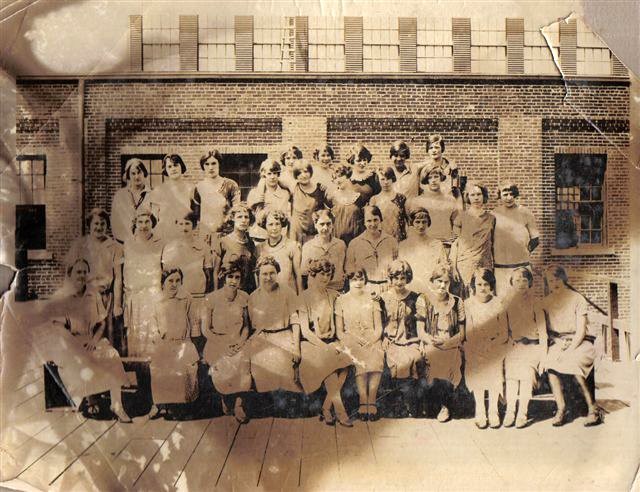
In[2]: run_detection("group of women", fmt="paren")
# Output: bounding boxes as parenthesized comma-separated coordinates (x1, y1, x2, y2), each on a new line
(51, 136, 603, 428)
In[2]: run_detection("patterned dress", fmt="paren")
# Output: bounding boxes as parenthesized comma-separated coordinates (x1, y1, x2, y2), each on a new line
(370, 192, 407, 241)
(194, 177, 241, 237)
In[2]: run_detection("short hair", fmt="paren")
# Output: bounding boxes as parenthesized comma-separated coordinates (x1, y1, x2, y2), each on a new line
(256, 254, 281, 274)
(429, 264, 453, 284)
(470, 268, 496, 294)
(464, 183, 489, 205)
(86, 207, 110, 231)
(293, 160, 314, 179)
(427, 134, 446, 153)
(497, 183, 520, 199)
(389, 140, 410, 160)
(123, 158, 149, 181)
(544, 264, 568, 284)
(510, 267, 534, 288)
(161, 267, 184, 286)
(378, 166, 397, 183)
(67, 258, 90, 277)
(313, 145, 335, 161)
(281, 146, 303, 165)
(229, 204, 255, 226)
(131, 210, 158, 233)
(312, 209, 335, 224)
(218, 258, 243, 281)
(307, 258, 335, 279)
(260, 159, 282, 175)
(363, 205, 383, 221)
(333, 164, 353, 180)
(199, 150, 223, 170)
(347, 267, 368, 283)
(387, 259, 413, 283)
(420, 163, 446, 185)
(162, 154, 187, 176)
(178, 211, 198, 229)
(346, 144, 372, 165)
(261, 209, 289, 229)
(408, 207, 431, 227)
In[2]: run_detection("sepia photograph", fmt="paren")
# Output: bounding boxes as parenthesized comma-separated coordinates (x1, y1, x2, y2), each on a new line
(0, 0, 638, 490)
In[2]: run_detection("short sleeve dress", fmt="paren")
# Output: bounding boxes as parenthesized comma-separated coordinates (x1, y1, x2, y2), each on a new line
(194, 177, 241, 237)
(289, 183, 331, 245)
(369, 192, 407, 241)
(257, 237, 301, 293)
(212, 233, 257, 293)
(452, 210, 495, 288)
(505, 293, 545, 384)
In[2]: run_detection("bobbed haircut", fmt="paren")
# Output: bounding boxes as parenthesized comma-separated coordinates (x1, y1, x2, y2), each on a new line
(313, 145, 335, 161)
(347, 267, 368, 283)
(131, 210, 158, 233)
(218, 258, 244, 281)
(363, 204, 383, 221)
(470, 268, 497, 294)
(293, 160, 314, 179)
(420, 163, 446, 185)
(497, 183, 520, 199)
(429, 264, 453, 284)
(389, 140, 411, 159)
(260, 209, 289, 229)
(510, 267, 534, 288)
(463, 183, 490, 205)
(332, 164, 353, 180)
(427, 134, 446, 153)
(346, 144, 372, 165)
(378, 165, 397, 183)
(67, 258, 90, 277)
(199, 150, 223, 170)
(123, 158, 149, 181)
(544, 264, 568, 284)
(177, 211, 199, 228)
(280, 146, 303, 165)
(161, 267, 184, 286)
(387, 259, 413, 283)
(260, 159, 282, 175)
(408, 206, 431, 227)
(162, 154, 187, 176)
(312, 209, 335, 224)
(307, 258, 335, 279)
(255, 254, 281, 274)
(229, 204, 256, 226)
(86, 207, 111, 231)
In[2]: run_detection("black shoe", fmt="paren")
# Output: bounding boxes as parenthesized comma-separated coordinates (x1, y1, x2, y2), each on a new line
(551, 410, 568, 427)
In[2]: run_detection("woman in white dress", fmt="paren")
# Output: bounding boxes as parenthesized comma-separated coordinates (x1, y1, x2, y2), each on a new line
(202, 260, 252, 424)
(147, 268, 200, 419)
(542, 265, 602, 426)
(298, 259, 353, 426)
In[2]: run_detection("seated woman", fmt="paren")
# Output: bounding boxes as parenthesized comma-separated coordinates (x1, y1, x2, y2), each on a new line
(330, 164, 366, 245)
(335, 268, 384, 421)
(148, 268, 200, 419)
(47, 259, 131, 422)
(202, 260, 252, 424)
(504, 267, 547, 429)
(248, 255, 302, 394)
(542, 265, 602, 427)
(300, 210, 347, 291)
(398, 207, 449, 294)
(289, 160, 332, 245)
(463, 268, 508, 429)
(298, 259, 353, 426)
(370, 166, 408, 241)
(452, 183, 495, 297)
(256, 210, 302, 294)
(380, 260, 427, 415)
(346, 143, 381, 204)
(419, 265, 465, 423)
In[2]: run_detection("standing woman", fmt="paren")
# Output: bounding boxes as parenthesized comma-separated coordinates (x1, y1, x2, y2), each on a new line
(389, 140, 421, 200)
(346, 144, 381, 204)
(335, 268, 384, 421)
(425, 134, 460, 198)
(463, 268, 508, 429)
(330, 164, 366, 245)
(298, 259, 353, 426)
(312, 145, 336, 189)
(289, 160, 332, 245)
(151, 154, 196, 241)
(300, 210, 347, 291)
(370, 166, 408, 241)
(346, 205, 399, 296)
(452, 183, 495, 296)
(247, 159, 292, 241)
(118, 209, 163, 356)
(504, 268, 547, 428)
(147, 268, 200, 419)
(542, 265, 602, 426)
(257, 210, 302, 294)
(419, 265, 465, 423)
(202, 260, 252, 424)
(212, 204, 258, 293)
(279, 146, 304, 191)
(110, 158, 155, 244)
(194, 150, 241, 240)
(248, 255, 302, 393)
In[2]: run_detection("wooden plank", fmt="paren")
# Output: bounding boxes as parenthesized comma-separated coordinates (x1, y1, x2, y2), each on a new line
(174, 416, 239, 491)
(216, 417, 273, 490)
(299, 418, 341, 489)
(112, 438, 166, 489)
(335, 418, 377, 488)
(134, 419, 210, 491)
(48, 452, 125, 492)
(85, 417, 153, 460)
(4, 409, 69, 450)
(259, 418, 303, 489)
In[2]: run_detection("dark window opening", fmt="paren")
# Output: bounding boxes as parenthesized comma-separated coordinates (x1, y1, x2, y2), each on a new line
(221, 153, 268, 200)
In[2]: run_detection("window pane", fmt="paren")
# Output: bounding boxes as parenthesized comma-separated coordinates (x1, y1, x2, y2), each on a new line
(20, 160, 32, 175)
(591, 186, 602, 200)
(592, 230, 602, 243)
(580, 231, 590, 243)
(580, 186, 590, 201)
(580, 214, 591, 230)
(32, 160, 45, 175)
(33, 175, 45, 190)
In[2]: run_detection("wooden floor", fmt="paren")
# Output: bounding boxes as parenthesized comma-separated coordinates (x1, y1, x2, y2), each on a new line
(1, 361, 637, 491)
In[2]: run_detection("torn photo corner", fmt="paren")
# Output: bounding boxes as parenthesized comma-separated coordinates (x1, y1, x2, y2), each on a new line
(0, 1, 639, 491)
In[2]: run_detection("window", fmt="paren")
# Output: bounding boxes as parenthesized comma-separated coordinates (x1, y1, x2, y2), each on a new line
(309, 16, 345, 72)
(254, 16, 287, 71)
(142, 14, 180, 71)
(554, 153, 606, 249)
(120, 154, 165, 189)
(417, 18, 453, 72)
(221, 153, 268, 200)
(15, 155, 47, 252)
(199, 14, 235, 71)
(363, 18, 399, 72)
(16, 155, 46, 204)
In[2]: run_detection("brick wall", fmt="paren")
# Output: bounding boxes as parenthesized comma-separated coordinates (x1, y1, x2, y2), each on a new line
(16, 77, 630, 318)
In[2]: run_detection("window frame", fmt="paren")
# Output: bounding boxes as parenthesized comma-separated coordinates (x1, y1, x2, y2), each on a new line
(15, 154, 50, 258)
